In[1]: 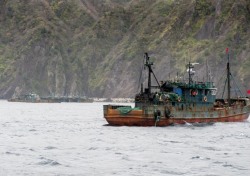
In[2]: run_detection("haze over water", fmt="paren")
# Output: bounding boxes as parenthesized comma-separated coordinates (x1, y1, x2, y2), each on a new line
(0, 100, 250, 176)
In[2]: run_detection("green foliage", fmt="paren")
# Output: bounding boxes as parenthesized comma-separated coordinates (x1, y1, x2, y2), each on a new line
(193, 0, 215, 18)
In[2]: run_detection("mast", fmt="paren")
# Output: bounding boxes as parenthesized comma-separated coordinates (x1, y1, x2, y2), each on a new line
(206, 58, 208, 82)
(144, 53, 161, 94)
(226, 48, 231, 106)
(141, 83, 143, 94)
(188, 62, 192, 85)
(144, 53, 153, 94)
(187, 62, 196, 85)
(187, 62, 199, 85)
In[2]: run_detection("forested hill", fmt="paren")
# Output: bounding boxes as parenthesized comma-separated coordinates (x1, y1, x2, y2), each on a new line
(0, 0, 250, 98)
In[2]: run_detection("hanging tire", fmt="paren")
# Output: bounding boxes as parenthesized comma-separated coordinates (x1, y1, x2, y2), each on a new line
(177, 96, 181, 102)
(154, 110, 161, 120)
(203, 96, 207, 102)
(165, 108, 171, 118)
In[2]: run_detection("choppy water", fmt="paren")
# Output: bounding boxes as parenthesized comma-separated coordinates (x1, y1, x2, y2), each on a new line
(0, 100, 250, 176)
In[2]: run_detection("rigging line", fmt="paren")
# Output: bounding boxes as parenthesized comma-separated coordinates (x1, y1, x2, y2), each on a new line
(230, 73, 244, 97)
(137, 61, 144, 92)
(230, 51, 247, 96)
(233, 75, 249, 96)
(222, 77, 228, 99)
(241, 83, 249, 96)
(151, 70, 161, 88)
(217, 68, 227, 83)
(216, 69, 227, 96)
(206, 58, 213, 82)
(231, 75, 239, 97)
(216, 69, 227, 93)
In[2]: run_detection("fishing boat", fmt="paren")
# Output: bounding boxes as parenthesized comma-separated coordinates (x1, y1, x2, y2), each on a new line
(103, 50, 250, 126)
(8, 94, 93, 103)
(8, 93, 46, 103)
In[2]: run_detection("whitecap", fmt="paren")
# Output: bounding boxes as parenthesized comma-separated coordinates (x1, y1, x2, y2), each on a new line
(37, 157, 61, 166)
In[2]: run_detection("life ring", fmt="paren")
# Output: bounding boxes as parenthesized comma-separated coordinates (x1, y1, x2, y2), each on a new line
(177, 96, 181, 102)
(203, 96, 207, 102)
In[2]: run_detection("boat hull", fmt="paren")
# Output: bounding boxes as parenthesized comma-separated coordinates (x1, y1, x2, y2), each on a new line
(105, 113, 249, 126)
(103, 105, 250, 127)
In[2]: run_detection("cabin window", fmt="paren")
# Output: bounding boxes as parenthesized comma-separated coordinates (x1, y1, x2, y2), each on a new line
(202, 89, 205, 95)
(211, 89, 217, 95)
(205, 90, 209, 96)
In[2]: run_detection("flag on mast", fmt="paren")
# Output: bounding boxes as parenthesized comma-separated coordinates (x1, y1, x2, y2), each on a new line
(247, 90, 250, 94)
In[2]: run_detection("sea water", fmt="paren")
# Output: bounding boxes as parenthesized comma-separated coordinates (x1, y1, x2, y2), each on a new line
(0, 100, 249, 176)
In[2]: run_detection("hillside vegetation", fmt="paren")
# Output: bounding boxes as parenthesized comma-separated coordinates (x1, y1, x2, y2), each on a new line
(0, 0, 249, 98)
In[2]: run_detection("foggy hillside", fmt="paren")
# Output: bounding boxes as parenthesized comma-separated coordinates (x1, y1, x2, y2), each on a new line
(0, 0, 249, 98)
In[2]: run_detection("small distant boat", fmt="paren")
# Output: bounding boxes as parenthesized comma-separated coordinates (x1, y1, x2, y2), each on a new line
(55, 96, 94, 103)
(8, 93, 93, 103)
(103, 51, 250, 126)
(8, 93, 53, 103)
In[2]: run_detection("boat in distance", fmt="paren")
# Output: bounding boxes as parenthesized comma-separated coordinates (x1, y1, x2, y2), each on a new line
(8, 93, 93, 103)
(103, 51, 250, 126)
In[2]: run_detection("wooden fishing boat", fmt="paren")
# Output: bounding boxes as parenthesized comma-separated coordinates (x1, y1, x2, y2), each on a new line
(103, 51, 250, 126)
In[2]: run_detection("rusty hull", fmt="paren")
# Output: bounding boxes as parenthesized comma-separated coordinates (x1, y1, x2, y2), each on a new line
(103, 105, 250, 127)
